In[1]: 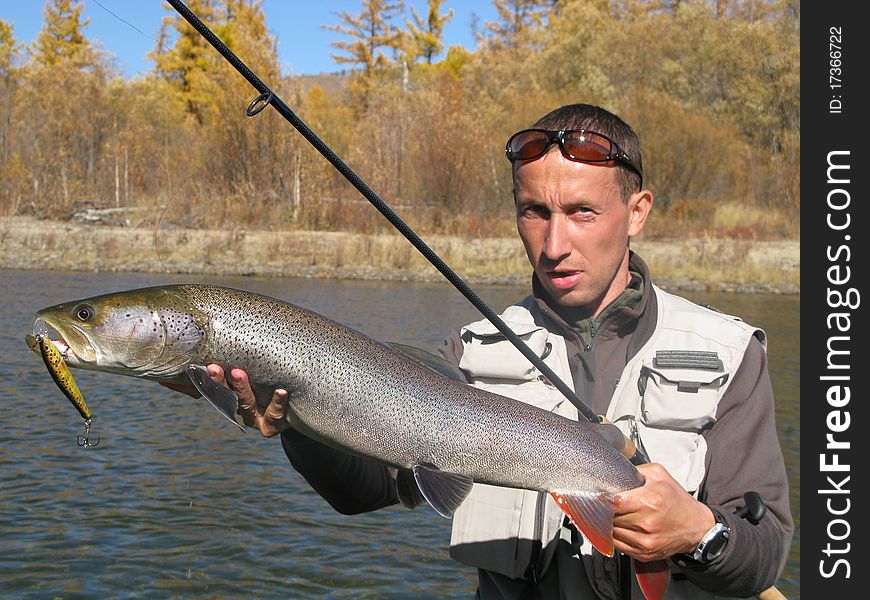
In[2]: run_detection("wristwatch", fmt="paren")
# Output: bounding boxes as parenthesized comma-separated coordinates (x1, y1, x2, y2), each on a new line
(690, 515, 731, 564)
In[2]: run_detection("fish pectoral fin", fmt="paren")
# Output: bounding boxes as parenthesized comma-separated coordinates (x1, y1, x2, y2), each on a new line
(412, 463, 473, 518)
(550, 490, 616, 557)
(187, 364, 244, 431)
(635, 558, 670, 600)
(395, 468, 427, 510)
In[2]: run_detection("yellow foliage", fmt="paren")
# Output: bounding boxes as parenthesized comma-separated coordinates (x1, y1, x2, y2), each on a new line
(0, 0, 799, 241)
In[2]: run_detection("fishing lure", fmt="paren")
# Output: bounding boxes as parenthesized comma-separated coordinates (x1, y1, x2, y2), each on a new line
(28, 333, 99, 447)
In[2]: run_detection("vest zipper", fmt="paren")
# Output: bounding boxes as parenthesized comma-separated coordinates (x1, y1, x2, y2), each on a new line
(525, 490, 548, 583)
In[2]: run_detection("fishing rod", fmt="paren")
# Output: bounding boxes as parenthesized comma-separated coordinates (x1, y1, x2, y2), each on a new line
(158, 6, 796, 600)
(165, 0, 646, 463)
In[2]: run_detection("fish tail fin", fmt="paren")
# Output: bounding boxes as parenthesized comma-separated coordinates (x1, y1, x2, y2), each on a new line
(550, 490, 615, 557)
(635, 558, 670, 600)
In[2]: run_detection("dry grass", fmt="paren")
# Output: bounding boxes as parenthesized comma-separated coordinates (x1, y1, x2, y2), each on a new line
(643, 200, 799, 241)
(0, 217, 798, 293)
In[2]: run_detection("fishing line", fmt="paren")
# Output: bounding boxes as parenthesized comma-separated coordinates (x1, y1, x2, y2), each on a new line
(91, 0, 202, 275)
(154, 164, 208, 275)
(90, 0, 262, 276)
(92, 0, 155, 43)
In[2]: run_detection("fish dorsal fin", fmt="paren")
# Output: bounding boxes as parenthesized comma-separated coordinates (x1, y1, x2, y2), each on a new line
(387, 342, 467, 383)
(395, 468, 427, 510)
(187, 364, 244, 431)
(412, 463, 474, 518)
(550, 490, 616, 557)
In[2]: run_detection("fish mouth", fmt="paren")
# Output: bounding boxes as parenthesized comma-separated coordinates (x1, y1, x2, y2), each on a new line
(29, 317, 97, 365)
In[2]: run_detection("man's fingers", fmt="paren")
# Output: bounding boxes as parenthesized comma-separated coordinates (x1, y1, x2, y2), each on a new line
(207, 364, 226, 386)
(227, 368, 259, 427)
(265, 389, 289, 423)
(262, 390, 290, 436)
(203, 365, 288, 437)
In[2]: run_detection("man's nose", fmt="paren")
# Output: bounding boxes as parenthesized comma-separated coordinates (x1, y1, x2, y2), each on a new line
(543, 214, 571, 261)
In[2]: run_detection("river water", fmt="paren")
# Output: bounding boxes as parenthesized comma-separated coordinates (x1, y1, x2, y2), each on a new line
(0, 269, 799, 598)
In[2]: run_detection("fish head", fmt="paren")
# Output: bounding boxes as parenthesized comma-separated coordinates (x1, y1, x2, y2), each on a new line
(31, 286, 208, 379)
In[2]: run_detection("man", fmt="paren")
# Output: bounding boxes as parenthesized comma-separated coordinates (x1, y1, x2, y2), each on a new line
(182, 104, 793, 598)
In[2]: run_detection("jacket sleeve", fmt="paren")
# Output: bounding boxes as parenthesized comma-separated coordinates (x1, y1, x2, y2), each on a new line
(280, 427, 398, 515)
(675, 337, 794, 596)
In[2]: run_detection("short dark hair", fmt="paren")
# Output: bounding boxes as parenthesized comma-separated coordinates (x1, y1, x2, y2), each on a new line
(529, 104, 643, 200)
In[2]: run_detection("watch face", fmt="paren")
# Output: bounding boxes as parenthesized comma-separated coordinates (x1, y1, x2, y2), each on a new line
(704, 530, 730, 561)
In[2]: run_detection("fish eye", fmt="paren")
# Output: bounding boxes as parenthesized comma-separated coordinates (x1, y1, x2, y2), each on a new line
(73, 304, 95, 322)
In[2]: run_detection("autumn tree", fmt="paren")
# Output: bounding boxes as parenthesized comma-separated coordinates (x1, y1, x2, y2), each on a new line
(484, 0, 552, 44)
(14, 0, 115, 215)
(150, 0, 221, 123)
(31, 0, 94, 68)
(0, 21, 19, 159)
(207, 0, 300, 209)
(325, 0, 406, 76)
(405, 0, 454, 64)
(1, 0, 800, 239)
(0, 20, 21, 213)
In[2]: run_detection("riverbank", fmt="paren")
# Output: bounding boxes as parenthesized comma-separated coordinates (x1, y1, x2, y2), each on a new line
(0, 217, 799, 293)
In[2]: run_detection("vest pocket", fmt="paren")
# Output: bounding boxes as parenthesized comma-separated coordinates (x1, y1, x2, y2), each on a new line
(459, 321, 549, 381)
(635, 425, 709, 492)
(632, 355, 727, 492)
(637, 361, 728, 430)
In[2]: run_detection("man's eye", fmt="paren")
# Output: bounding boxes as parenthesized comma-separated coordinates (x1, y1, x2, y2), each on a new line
(523, 205, 548, 218)
(569, 206, 595, 217)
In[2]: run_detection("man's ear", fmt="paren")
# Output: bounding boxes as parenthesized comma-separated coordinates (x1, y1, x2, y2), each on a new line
(627, 189, 654, 237)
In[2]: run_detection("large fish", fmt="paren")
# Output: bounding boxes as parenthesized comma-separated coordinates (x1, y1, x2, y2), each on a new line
(29, 284, 668, 599)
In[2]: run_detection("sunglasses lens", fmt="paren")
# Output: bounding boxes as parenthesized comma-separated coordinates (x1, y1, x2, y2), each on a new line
(508, 130, 550, 160)
(562, 131, 612, 161)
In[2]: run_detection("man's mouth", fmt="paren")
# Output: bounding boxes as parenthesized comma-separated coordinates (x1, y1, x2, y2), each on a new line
(545, 270, 582, 290)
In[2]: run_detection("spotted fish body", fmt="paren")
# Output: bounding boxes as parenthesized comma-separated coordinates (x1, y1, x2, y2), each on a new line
(30, 284, 667, 599)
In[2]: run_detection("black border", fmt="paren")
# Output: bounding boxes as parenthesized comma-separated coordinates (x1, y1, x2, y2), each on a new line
(802, 3, 867, 596)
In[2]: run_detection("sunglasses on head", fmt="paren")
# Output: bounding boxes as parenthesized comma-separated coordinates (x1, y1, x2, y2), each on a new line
(505, 128, 643, 189)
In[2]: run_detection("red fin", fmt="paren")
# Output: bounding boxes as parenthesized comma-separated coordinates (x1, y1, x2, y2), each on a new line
(550, 491, 615, 557)
(635, 559, 670, 600)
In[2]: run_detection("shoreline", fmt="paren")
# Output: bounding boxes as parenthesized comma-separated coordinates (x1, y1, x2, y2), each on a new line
(0, 217, 799, 294)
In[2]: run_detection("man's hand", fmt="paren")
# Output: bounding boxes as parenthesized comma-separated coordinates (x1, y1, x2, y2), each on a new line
(161, 365, 289, 438)
(612, 463, 716, 562)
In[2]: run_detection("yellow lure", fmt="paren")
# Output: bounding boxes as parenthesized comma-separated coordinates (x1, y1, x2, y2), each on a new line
(30, 334, 91, 421)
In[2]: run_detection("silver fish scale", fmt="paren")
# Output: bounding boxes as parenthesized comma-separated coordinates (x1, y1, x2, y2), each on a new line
(172, 285, 640, 497)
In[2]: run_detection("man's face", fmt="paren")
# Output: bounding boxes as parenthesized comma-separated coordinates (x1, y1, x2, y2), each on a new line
(514, 150, 650, 316)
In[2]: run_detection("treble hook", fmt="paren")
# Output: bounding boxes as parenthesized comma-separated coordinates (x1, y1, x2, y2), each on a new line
(77, 418, 100, 448)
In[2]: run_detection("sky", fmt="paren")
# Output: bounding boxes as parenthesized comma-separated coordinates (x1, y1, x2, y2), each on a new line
(1, 0, 499, 77)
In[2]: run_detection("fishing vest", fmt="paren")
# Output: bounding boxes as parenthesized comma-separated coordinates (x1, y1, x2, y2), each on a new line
(449, 285, 765, 600)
